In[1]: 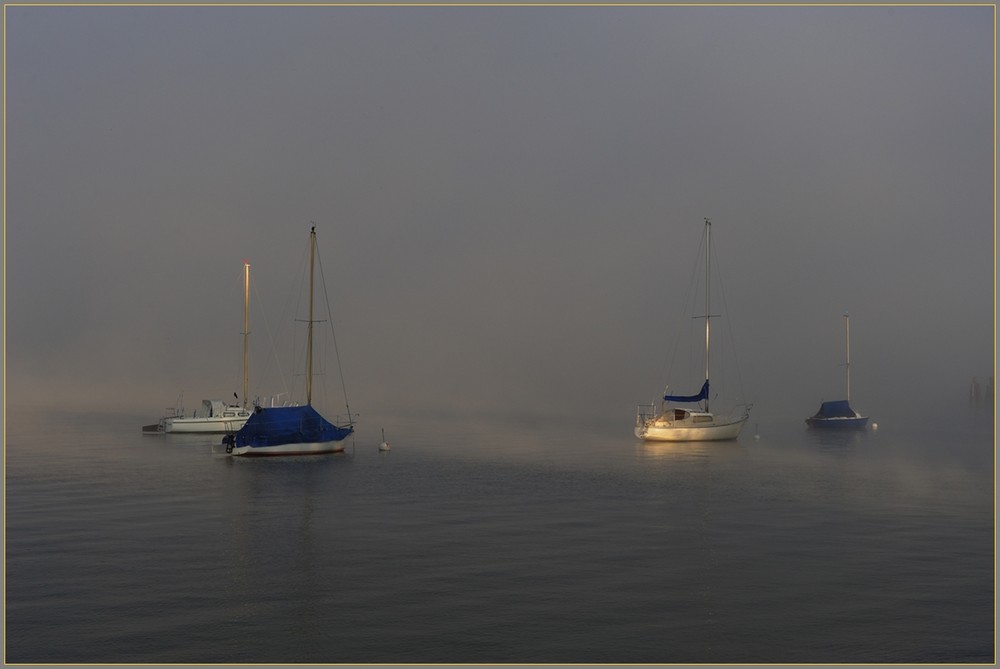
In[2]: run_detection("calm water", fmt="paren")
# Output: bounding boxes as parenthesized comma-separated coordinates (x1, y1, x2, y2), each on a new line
(5, 405, 995, 664)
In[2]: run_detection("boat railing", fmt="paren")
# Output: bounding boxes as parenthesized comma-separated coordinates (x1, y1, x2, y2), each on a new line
(256, 393, 300, 409)
(332, 414, 356, 427)
(636, 403, 657, 426)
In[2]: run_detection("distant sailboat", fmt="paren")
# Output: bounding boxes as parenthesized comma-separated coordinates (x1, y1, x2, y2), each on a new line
(634, 218, 751, 442)
(379, 428, 391, 452)
(223, 227, 354, 456)
(806, 314, 869, 429)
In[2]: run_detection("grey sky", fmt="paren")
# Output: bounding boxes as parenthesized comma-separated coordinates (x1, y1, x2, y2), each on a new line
(5, 5, 995, 427)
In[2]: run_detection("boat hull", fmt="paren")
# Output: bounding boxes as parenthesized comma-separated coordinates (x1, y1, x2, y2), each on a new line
(229, 440, 347, 457)
(805, 415, 869, 429)
(636, 415, 748, 442)
(222, 405, 353, 457)
(165, 416, 250, 433)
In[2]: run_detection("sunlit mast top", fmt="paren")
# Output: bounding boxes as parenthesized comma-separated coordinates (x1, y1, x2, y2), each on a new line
(242, 261, 250, 409)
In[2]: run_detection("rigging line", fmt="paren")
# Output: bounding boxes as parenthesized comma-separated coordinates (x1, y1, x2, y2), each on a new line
(660, 223, 707, 394)
(249, 271, 292, 404)
(710, 230, 747, 404)
(313, 234, 355, 426)
(287, 236, 313, 404)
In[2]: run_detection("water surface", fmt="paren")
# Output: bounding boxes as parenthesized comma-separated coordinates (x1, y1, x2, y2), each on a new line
(5, 406, 994, 663)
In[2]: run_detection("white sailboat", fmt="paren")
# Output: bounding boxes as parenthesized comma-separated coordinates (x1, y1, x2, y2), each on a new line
(162, 398, 251, 434)
(145, 262, 254, 434)
(634, 218, 751, 442)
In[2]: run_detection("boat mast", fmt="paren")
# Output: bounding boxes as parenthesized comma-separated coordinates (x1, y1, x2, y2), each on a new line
(844, 312, 851, 402)
(307, 226, 316, 406)
(242, 261, 250, 408)
(704, 218, 711, 412)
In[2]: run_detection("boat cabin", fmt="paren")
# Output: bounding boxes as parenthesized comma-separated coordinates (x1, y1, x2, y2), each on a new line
(197, 399, 250, 419)
(654, 408, 716, 426)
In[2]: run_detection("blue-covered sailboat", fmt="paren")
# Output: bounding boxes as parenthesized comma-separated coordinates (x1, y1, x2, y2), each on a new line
(806, 400, 868, 428)
(223, 227, 355, 456)
(806, 314, 869, 429)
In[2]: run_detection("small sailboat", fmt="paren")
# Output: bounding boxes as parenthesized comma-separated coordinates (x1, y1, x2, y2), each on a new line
(634, 218, 751, 442)
(223, 227, 354, 456)
(806, 313, 869, 429)
(144, 263, 255, 434)
(378, 428, 391, 452)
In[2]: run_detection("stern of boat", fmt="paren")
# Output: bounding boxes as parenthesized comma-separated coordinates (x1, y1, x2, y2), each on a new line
(635, 403, 657, 438)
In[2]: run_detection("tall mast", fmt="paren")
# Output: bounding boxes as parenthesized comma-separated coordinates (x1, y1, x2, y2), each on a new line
(844, 312, 851, 402)
(306, 226, 316, 406)
(704, 218, 712, 412)
(242, 261, 250, 408)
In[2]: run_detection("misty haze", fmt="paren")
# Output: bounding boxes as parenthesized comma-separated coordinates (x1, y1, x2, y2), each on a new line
(5, 6, 993, 429)
(3, 4, 995, 665)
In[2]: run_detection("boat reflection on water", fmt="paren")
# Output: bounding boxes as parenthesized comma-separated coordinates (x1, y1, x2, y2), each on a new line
(804, 423, 872, 450)
(635, 439, 744, 461)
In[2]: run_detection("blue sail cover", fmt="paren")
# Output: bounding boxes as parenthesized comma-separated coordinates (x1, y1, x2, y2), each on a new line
(231, 405, 353, 448)
(664, 380, 710, 403)
(811, 400, 857, 418)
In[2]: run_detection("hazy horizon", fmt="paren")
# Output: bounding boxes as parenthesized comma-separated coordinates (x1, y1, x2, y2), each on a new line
(5, 5, 995, 432)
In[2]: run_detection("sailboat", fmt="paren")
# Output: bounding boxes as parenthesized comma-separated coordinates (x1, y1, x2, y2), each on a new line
(806, 314, 869, 429)
(634, 218, 751, 442)
(143, 262, 254, 434)
(222, 227, 354, 456)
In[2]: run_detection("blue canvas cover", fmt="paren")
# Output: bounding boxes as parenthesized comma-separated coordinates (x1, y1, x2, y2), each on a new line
(665, 380, 710, 403)
(231, 405, 353, 448)
(811, 400, 856, 418)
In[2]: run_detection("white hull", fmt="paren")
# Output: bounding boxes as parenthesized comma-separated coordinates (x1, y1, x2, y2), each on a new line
(230, 440, 347, 457)
(635, 413, 748, 442)
(165, 415, 249, 433)
(161, 398, 252, 433)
